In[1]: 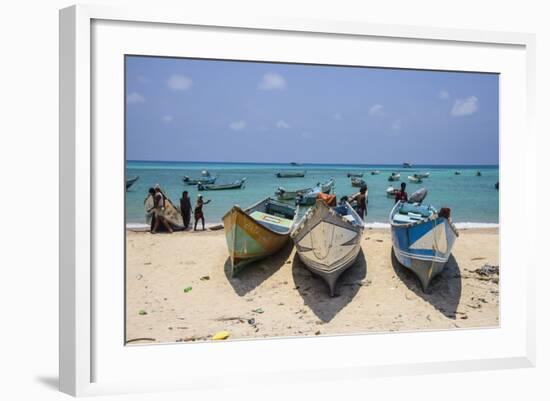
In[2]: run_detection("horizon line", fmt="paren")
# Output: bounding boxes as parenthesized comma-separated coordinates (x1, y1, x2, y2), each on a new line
(126, 159, 499, 167)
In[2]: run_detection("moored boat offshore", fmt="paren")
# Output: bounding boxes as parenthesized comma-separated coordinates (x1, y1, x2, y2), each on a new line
(183, 175, 217, 185)
(198, 178, 246, 191)
(291, 198, 365, 296)
(350, 177, 366, 187)
(389, 197, 459, 292)
(223, 197, 298, 277)
(388, 172, 400, 181)
(347, 172, 363, 178)
(276, 170, 306, 178)
(296, 178, 335, 205)
(126, 176, 139, 190)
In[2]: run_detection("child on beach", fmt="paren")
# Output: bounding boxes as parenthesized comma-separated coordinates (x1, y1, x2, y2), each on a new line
(194, 194, 211, 231)
(179, 191, 192, 229)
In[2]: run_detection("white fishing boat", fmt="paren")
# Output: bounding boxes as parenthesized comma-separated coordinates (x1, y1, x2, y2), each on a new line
(408, 175, 422, 183)
(291, 199, 365, 296)
(390, 190, 459, 291)
(388, 172, 400, 182)
(386, 185, 397, 198)
(417, 172, 430, 178)
(370, 170, 381, 175)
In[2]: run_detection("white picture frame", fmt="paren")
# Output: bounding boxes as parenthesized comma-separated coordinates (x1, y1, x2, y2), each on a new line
(59, 4, 536, 397)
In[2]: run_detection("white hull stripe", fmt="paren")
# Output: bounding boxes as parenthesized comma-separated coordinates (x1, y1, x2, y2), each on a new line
(395, 248, 449, 263)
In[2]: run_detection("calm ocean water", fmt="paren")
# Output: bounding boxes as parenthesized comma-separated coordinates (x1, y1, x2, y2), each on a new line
(126, 161, 499, 226)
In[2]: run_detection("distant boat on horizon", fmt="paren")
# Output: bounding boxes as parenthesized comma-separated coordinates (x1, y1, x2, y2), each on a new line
(403, 162, 412, 168)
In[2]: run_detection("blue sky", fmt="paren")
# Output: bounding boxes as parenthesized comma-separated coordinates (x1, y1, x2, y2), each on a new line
(126, 56, 499, 165)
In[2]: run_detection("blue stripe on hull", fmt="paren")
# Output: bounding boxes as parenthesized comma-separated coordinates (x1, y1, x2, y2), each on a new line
(391, 217, 457, 291)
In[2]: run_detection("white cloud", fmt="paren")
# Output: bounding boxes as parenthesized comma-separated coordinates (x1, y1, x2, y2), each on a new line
(333, 113, 343, 120)
(229, 120, 246, 131)
(391, 120, 401, 131)
(161, 115, 173, 123)
(126, 92, 145, 104)
(439, 90, 450, 99)
(300, 131, 312, 139)
(451, 96, 479, 117)
(276, 120, 291, 129)
(137, 76, 149, 84)
(368, 104, 385, 117)
(258, 73, 287, 90)
(167, 74, 193, 91)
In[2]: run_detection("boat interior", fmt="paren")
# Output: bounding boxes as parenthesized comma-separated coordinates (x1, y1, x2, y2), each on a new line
(392, 203, 435, 224)
(248, 198, 296, 233)
(333, 203, 363, 226)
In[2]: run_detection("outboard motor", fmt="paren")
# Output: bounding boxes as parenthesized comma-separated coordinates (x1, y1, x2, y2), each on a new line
(408, 188, 428, 204)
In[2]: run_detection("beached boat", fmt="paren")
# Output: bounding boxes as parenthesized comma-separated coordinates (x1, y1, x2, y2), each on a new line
(403, 162, 412, 168)
(276, 171, 306, 178)
(388, 172, 400, 182)
(223, 197, 298, 276)
(291, 199, 365, 296)
(144, 188, 184, 229)
(390, 197, 459, 292)
(182, 175, 217, 185)
(370, 170, 381, 175)
(408, 175, 423, 183)
(350, 177, 366, 187)
(126, 176, 139, 190)
(347, 172, 364, 178)
(198, 178, 246, 191)
(296, 178, 335, 205)
(386, 185, 398, 198)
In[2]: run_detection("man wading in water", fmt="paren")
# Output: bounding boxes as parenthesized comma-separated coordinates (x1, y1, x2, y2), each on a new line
(194, 194, 211, 231)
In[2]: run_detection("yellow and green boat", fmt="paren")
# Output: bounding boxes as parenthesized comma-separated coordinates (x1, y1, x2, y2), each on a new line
(223, 197, 298, 277)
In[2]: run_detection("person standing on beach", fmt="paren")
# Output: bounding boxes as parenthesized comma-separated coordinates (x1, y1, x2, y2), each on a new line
(394, 182, 408, 203)
(151, 186, 173, 233)
(194, 194, 211, 231)
(179, 191, 192, 229)
(349, 185, 368, 219)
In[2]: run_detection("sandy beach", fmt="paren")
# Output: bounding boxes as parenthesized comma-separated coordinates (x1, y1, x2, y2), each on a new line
(125, 227, 499, 344)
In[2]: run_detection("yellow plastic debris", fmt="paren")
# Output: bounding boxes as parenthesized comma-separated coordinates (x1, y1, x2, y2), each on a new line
(212, 331, 230, 340)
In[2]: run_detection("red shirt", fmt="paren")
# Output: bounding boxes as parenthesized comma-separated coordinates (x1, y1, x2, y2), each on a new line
(395, 190, 408, 202)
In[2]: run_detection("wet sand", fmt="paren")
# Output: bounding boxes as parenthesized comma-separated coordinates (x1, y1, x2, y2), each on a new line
(125, 227, 499, 344)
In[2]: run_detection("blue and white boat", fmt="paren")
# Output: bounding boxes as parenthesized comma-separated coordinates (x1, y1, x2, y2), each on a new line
(296, 178, 335, 206)
(389, 198, 459, 291)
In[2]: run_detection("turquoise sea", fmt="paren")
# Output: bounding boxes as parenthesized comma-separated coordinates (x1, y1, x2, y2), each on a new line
(126, 161, 499, 227)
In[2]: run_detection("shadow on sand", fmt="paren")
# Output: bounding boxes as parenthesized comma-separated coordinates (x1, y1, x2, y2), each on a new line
(291, 249, 367, 323)
(35, 376, 58, 391)
(224, 241, 294, 297)
(391, 249, 462, 319)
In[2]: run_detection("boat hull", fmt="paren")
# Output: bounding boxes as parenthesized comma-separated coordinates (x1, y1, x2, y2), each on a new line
(291, 200, 364, 296)
(126, 176, 139, 190)
(391, 216, 458, 291)
(223, 206, 290, 277)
